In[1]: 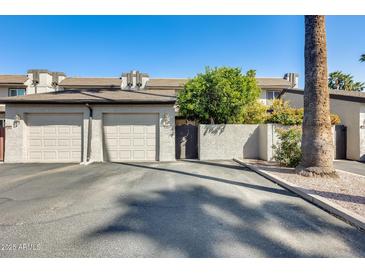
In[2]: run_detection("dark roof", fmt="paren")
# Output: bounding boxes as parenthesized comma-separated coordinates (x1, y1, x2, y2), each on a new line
(280, 88, 365, 103)
(0, 89, 176, 104)
(0, 75, 28, 85)
(59, 77, 121, 87)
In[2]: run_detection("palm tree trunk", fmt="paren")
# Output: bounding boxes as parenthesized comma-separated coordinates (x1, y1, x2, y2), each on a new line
(296, 16, 336, 177)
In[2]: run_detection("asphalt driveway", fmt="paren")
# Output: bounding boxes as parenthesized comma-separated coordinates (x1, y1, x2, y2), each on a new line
(334, 160, 365, 177)
(0, 160, 364, 257)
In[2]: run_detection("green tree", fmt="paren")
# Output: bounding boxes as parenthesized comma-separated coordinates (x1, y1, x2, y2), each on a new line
(177, 67, 261, 124)
(360, 54, 365, 62)
(328, 71, 365, 91)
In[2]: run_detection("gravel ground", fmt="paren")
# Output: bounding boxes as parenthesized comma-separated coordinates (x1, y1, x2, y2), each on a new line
(245, 160, 365, 218)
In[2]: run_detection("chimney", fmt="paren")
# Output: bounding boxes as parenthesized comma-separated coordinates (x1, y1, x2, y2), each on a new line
(27, 69, 66, 93)
(284, 73, 299, 88)
(51, 72, 66, 87)
(121, 70, 149, 90)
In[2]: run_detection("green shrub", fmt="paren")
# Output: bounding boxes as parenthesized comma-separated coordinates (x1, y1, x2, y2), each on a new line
(267, 99, 303, 125)
(273, 126, 302, 167)
(267, 99, 341, 126)
(231, 101, 269, 124)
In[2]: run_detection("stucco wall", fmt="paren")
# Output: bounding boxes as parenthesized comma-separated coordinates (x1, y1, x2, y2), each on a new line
(0, 87, 9, 98)
(330, 99, 361, 160)
(198, 124, 260, 160)
(4, 103, 175, 163)
(281, 92, 304, 108)
(360, 106, 365, 161)
(282, 92, 363, 161)
(4, 104, 90, 163)
(199, 123, 338, 162)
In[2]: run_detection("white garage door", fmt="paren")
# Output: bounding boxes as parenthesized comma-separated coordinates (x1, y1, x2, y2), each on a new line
(103, 113, 158, 161)
(27, 113, 83, 162)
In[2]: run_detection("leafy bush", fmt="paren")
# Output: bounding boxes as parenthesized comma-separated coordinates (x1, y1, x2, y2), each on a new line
(231, 101, 269, 124)
(266, 99, 303, 125)
(177, 67, 261, 124)
(273, 127, 302, 167)
(267, 99, 341, 126)
(330, 113, 341, 125)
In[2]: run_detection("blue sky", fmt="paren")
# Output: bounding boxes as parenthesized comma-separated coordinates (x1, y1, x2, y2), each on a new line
(0, 16, 364, 88)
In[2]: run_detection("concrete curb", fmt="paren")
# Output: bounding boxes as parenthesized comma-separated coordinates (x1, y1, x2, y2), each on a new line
(233, 158, 365, 231)
(334, 168, 365, 179)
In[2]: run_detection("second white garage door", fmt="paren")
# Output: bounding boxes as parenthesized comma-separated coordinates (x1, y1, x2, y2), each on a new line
(103, 113, 158, 161)
(27, 113, 83, 162)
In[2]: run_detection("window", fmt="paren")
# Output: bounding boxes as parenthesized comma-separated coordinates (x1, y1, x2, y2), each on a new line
(0, 119, 4, 128)
(8, 88, 26, 97)
(266, 91, 280, 100)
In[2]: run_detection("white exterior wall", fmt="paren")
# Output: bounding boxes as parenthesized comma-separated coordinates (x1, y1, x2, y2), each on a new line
(281, 92, 304, 108)
(90, 104, 175, 162)
(0, 87, 8, 117)
(0, 87, 9, 98)
(330, 99, 361, 160)
(4, 104, 90, 163)
(360, 106, 365, 161)
(26, 72, 58, 94)
(4, 103, 176, 163)
(282, 92, 364, 161)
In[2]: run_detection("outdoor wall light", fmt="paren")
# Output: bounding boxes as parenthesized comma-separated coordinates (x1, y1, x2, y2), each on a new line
(13, 114, 21, 128)
(162, 113, 171, 128)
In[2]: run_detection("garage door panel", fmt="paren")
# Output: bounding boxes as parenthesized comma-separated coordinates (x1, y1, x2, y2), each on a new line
(133, 138, 145, 146)
(133, 150, 145, 160)
(44, 139, 57, 147)
(29, 151, 42, 161)
(103, 113, 158, 162)
(119, 150, 131, 160)
(119, 126, 132, 134)
(27, 113, 83, 163)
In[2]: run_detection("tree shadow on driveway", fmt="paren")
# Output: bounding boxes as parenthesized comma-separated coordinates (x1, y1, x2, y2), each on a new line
(85, 163, 365, 258)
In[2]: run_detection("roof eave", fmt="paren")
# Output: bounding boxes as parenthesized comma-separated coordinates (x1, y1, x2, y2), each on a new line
(0, 100, 176, 105)
(280, 88, 365, 104)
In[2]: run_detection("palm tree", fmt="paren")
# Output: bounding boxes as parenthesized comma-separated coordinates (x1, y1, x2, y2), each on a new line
(296, 16, 336, 177)
(328, 71, 365, 91)
(360, 54, 365, 62)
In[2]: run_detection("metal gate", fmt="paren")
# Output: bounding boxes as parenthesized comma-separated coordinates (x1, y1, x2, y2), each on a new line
(334, 125, 347, 159)
(175, 125, 198, 159)
(0, 127, 5, 161)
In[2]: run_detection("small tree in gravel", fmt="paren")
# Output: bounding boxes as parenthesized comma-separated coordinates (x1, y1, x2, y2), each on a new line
(273, 127, 302, 167)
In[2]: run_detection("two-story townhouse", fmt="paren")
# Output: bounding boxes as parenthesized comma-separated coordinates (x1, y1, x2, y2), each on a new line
(0, 69, 297, 163)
